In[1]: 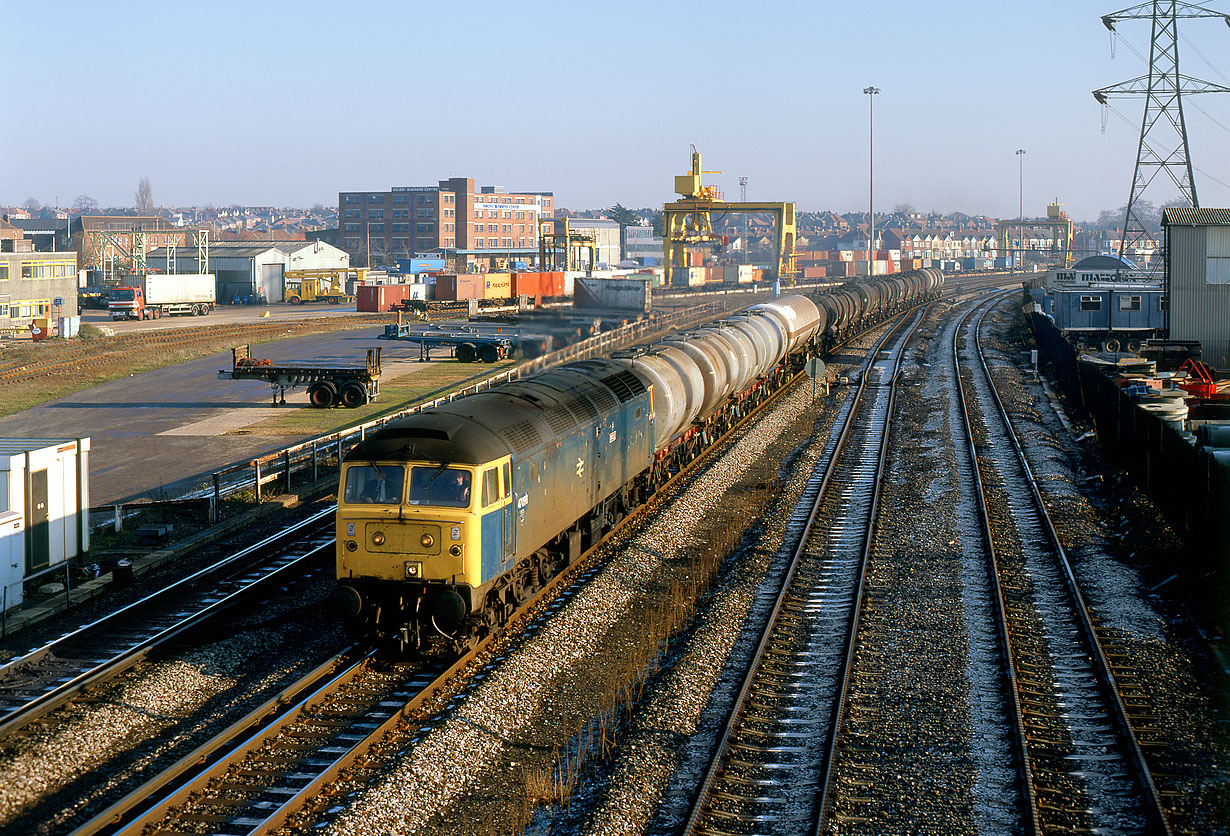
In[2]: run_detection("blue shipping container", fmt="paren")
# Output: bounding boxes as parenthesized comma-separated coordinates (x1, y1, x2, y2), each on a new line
(398, 258, 447, 275)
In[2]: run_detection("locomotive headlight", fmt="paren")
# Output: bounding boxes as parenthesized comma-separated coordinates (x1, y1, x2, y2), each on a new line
(449, 544, 462, 556)
(420, 533, 435, 548)
(345, 540, 357, 552)
(371, 531, 386, 546)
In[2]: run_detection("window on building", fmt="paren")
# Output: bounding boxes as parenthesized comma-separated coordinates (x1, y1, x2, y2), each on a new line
(369, 194, 384, 203)
(475, 224, 482, 234)
(345, 223, 360, 232)
(476, 238, 484, 247)
(0, 304, 8, 317)
(0, 264, 8, 280)
(344, 237, 361, 249)
(369, 223, 384, 233)
(1080, 295, 1102, 311)
(22, 264, 34, 279)
(1119, 295, 1141, 311)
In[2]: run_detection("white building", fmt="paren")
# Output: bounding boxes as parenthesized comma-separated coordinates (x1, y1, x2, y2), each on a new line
(145, 240, 350, 303)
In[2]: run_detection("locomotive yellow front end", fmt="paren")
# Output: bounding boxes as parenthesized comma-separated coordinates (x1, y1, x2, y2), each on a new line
(333, 457, 504, 648)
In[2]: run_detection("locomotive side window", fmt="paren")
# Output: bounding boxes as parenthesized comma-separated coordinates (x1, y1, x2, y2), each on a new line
(344, 465, 405, 504)
(408, 466, 471, 507)
(482, 468, 499, 506)
(503, 462, 511, 498)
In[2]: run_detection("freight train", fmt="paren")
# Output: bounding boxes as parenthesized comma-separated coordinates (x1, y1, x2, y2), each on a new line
(331, 269, 944, 651)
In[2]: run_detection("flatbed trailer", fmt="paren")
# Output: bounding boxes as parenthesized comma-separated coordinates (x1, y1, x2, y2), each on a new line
(379, 322, 516, 363)
(219, 344, 381, 408)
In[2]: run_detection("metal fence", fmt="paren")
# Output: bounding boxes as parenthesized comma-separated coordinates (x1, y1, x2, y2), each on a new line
(1030, 313, 1229, 572)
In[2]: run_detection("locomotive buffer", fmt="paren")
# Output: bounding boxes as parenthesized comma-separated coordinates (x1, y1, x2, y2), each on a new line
(219, 344, 381, 408)
(379, 321, 516, 363)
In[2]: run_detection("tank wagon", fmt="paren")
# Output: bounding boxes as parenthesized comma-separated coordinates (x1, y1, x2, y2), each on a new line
(332, 270, 943, 651)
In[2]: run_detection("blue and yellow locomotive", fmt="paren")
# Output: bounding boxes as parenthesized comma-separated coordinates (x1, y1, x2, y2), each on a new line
(332, 276, 943, 651)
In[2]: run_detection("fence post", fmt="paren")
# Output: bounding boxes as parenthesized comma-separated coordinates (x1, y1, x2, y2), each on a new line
(113, 505, 122, 533)
(312, 441, 319, 483)
(254, 460, 262, 503)
(284, 450, 292, 493)
(64, 564, 71, 612)
(212, 474, 220, 523)
(337, 437, 343, 471)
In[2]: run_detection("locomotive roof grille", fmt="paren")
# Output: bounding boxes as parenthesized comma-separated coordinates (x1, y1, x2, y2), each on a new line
(586, 385, 618, 413)
(501, 419, 542, 453)
(599, 370, 645, 402)
(542, 407, 576, 436)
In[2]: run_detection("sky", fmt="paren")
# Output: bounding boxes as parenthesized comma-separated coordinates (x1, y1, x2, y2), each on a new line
(4, 0, 1230, 223)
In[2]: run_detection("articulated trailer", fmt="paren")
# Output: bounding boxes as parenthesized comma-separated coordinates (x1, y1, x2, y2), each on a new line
(379, 322, 516, 362)
(219, 344, 381, 408)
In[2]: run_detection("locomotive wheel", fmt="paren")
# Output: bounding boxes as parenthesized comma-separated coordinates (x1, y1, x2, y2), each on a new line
(478, 343, 500, 363)
(340, 381, 368, 408)
(456, 342, 477, 363)
(307, 381, 337, 408)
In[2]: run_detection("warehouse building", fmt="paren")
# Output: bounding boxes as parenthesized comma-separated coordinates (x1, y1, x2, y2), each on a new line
(1162, 208, 1230, 368)
(145, 239, 349, 303)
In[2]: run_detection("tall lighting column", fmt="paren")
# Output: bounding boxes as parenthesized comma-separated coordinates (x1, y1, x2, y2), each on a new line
(863, 86, 880, 275)
(1016, 148, 1026, 272)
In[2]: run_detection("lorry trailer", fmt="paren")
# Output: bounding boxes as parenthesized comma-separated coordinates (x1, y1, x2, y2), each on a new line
(109, 273, 216, 320)
(379, 321, 516, 362)
(219, 344, 382, 408)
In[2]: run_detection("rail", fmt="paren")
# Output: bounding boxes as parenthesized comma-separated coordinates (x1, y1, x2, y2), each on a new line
(959, 292, 1170, 833)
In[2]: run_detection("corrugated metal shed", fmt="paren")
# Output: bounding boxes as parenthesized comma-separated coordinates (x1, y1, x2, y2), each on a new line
(1163, 208, 1230, 368)
(1161, 207, 1230, 226)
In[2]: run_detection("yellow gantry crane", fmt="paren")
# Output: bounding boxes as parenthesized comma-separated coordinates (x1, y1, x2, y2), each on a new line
(663, 148, 798, 282)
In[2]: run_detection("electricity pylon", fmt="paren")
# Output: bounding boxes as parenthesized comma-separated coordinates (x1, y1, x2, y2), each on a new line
(1092, 1, 1230, 273)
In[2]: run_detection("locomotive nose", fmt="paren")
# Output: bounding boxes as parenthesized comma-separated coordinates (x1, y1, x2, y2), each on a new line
(329, 585, 363, 619)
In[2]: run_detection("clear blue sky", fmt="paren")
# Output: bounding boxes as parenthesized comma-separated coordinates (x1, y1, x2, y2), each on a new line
(5, 0, 1229, 222)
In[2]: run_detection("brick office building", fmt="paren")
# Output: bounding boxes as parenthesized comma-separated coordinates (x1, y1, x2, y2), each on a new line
(339, 177, 554, 269)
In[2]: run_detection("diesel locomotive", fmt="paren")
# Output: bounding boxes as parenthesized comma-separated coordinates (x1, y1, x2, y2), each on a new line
(331, 270, 943, 651)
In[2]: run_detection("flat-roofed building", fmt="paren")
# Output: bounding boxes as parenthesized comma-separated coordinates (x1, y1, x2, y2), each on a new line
(1162, 207, 1230, 368)
(0, 250, 79, 330)
(339, 178, 553, 269)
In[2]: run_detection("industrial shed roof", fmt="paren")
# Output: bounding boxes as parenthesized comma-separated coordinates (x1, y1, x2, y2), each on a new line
(1161, 207, 1230, 226)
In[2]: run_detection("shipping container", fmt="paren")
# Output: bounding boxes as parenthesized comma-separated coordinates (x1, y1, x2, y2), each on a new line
(670, 266, 707, 287)
(803, 265, 828, 279)
(397, 257, 446, 275)
(482, 272, 512, 300)
(357, 284, 410, 312)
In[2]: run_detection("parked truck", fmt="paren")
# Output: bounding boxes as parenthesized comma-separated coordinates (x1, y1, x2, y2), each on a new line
(108, 273, 217, 320)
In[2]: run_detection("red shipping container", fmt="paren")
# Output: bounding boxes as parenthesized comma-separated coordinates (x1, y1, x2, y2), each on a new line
(357, 283, 411, 312)
(435, 274, 459, 301)
(689, 251, 704, 267)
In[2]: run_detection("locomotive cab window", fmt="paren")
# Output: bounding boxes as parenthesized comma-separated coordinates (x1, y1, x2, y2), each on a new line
(481, 468, 499, 507)
(408, 466, 471, 507)
(344, 465, 405, 504)
(502, 462, 511, 498)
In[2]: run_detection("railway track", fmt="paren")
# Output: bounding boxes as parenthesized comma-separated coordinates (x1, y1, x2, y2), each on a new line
(681, 307, 926, 835)
(952, 293, 1170, 834)
(80, 305, 942, 836)
(0, 508, 334, 741)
